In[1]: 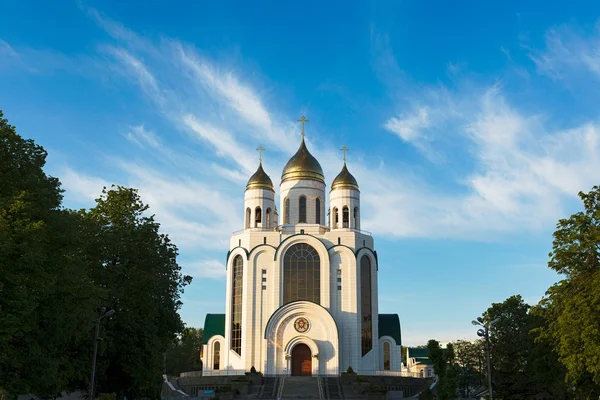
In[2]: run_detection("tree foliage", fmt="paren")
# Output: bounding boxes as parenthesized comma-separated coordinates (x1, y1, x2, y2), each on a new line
(166, 327, 203, 376)
(427, 340, 458, 400)
(79, 186, 193, 398)
(0, 111, 192, 399)
(535, 185, 600, 398)
(452, 339, 484, 398)
(484, 295, 569, 400)
(0, 111, 100, 397)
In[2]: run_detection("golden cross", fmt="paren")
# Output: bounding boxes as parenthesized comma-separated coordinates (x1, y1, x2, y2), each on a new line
(297, 115, 309, 139)
(340, 146, 349, 163)
(256, 145, 265, 163)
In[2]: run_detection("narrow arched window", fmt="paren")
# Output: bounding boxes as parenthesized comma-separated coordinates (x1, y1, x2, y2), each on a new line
(283, 243, 320, 305)
(383, 342, 391, 370)
(333, 207, 338, 228)
(213, 341, 221, 370)
(284, 197, 290, 224)
(255, 206, 262, 227)
(343, 206, 349, 228)
(231, 256, 243, 355)
(299, 196, 307, 223)
(266, 208, 271, 229)
(315, 198, 321, 224)
(354, 207, 359, 229)
(361, 255, 372, 356)
(245, 208, 251, 229)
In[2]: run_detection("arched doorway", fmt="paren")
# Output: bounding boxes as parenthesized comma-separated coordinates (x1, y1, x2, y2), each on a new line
(291, 343, 312, 376)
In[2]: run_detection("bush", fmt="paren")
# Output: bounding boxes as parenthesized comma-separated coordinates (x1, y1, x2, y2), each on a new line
(346, 366, 355, 374)
(216, 385, 232, 393)
(250, 366, 257, 374)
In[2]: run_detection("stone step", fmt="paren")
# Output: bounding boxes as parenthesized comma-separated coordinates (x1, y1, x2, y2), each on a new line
(281, 376, 321, 399)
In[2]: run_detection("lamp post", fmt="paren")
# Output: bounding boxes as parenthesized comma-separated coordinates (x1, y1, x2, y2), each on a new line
(89, 307, 115, 400)
(471, 316, 500, 400)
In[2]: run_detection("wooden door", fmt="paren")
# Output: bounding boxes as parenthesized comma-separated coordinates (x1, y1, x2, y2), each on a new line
(291, 344, 311, 376)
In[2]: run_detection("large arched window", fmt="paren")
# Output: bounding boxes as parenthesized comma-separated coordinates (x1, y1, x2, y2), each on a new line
(255, 206, 262, 227)
(361, 255, 372, 356)
(383, 342, 391, 370)
(213, 341, 221, 370)
(315, 198, 321, 224)
(298, 196, 307, 223)
(343, 206, 349, 228)
(354, 207, 359, 229)
(284, 197, 290, 224)
(266, 208, 272, 229)
(283, 243, 320, 304)
(231, 256, 243, 355)
(245, 208, 251, 229)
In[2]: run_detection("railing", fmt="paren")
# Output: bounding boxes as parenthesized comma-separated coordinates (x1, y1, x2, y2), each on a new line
(180, 370, 423, 378)
(232, 225, 373, 237)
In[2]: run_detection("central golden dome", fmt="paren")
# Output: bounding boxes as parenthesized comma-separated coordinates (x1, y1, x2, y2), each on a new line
(281, 139, 324, 184)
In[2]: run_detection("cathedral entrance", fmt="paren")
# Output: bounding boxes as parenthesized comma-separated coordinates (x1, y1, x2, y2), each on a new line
(291, 343, 312, 376)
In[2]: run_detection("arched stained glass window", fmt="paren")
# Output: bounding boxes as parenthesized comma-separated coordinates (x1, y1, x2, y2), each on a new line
(283, 243, 320, 304)
(315, 198, 321, 224)
(299, 196, 307, 223)
(245, 208, 251, 229)
(213, 341, 221, 370)
(361, 255, 372, 356)
(383, 342, 391, 370)
(231, 256, 243, 355)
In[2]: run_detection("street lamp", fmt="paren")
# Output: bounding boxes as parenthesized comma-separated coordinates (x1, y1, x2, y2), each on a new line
(472, 316, 500, 400)
(89, 307, 115, 400)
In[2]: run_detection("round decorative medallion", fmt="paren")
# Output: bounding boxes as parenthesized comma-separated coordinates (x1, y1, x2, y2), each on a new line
(294, 317, 310, 333)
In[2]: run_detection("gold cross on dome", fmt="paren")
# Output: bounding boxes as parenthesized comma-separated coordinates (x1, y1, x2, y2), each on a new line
(297, 115, 309, 139)
(256, 145, 265, 163)
(340, 146, 349, 163)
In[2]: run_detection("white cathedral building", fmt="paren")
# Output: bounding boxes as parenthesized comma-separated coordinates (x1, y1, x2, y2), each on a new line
(201, 120, 402, 376)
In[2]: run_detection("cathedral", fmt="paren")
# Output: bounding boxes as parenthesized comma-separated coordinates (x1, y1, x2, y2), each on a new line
(200, 118, 402, 376)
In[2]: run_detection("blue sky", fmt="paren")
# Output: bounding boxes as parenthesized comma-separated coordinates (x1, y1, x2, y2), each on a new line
(2, 1, 600, 345)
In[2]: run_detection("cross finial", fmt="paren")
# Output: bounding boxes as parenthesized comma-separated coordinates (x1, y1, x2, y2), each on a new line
(340, 146, 349, 163)
(297, 115, 309, 140)
(256, 145, 265, 163)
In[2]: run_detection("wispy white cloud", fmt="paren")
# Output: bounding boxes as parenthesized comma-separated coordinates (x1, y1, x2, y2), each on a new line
(384, 107, 430, 143)
(183, 259, 227, 280)
(125, 125, 161, 148)
(530, 22, 600, 80)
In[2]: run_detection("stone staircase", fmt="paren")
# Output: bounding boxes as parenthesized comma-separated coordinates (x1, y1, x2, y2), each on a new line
(323, 377, 343, 399)
(281, 376, 321, 399)
(258, 377, 280, 399)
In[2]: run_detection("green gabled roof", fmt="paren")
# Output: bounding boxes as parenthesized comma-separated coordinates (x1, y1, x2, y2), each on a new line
(407, 347, 429, 358)
(203, 314, 225, 344)
(415, 357, 431, 364)
(378, 314, 401, 346)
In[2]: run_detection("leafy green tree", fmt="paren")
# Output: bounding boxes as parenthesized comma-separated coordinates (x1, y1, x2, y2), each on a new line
(0, 111, 100, 398)
(535, 185, 600, 398)
(79, 186, 192, 399)
(427, 340, 458, 400)
(166, 327, 204, 376)
(485, 295, 569, 400)
(452, 339, 484, 398)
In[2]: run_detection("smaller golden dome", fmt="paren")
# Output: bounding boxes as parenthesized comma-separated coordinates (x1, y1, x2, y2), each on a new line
(281, 139, 325, 184)
(246, 162, 274, 191)
(331, 163, 359, 191)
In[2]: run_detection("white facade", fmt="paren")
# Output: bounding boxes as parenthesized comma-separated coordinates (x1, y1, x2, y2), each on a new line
(201, 136, 402, 376)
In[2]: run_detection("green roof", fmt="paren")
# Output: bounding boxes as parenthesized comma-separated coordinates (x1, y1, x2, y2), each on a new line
(378, 314, 401, 346)
(415, 357, 431, 364)
(203, 314, 225, 344)
(407, 347, 429, 358)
